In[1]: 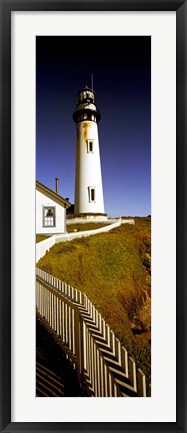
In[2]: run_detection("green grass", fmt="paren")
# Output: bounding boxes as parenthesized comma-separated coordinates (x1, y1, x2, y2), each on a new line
(36, 235, 49, 243)
(67, 223, 108, 233)
(37, 217, 151, 383)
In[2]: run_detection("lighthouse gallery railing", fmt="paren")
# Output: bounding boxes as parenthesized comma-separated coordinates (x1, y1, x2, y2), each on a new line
(36, 267, 149, 397)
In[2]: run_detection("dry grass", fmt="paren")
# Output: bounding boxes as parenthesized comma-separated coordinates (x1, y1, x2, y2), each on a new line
(67, 223, 108, 233)
(37, 217, 151, 382)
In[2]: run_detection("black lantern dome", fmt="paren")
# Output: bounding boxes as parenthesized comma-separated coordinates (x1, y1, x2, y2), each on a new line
(73, 86, 101, 124)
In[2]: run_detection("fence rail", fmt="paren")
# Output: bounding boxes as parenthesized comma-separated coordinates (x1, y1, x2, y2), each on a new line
(36, 267, 150, 397)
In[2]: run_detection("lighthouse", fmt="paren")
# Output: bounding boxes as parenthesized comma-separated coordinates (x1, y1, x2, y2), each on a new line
(73, 85, 106, 221)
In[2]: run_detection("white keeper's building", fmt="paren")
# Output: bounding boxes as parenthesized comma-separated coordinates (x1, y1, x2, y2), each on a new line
(36, 180, 71, 235)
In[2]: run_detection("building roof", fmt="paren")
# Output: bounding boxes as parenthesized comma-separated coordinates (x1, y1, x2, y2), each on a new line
(36, 180, 71, 209)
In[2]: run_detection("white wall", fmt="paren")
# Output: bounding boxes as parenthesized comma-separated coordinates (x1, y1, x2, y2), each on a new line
(36, 220, 122, 262)
(36, 190, 66, 234)
(55, 219, 121, 243)
(36, 235, 56, 262)
(67, 218, 135, 225)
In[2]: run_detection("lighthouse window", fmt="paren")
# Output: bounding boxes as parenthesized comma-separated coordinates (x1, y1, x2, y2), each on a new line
(87, 139, 94, 153)
(88, 187, 96, 203)
(91, 189, 95, 201)
(79, 114, 83, 121)
(43, 206, 56, 227)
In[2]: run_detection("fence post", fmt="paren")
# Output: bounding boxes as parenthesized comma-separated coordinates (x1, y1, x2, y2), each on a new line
(137, 368, 147, 397)
(128, 356, 137, 393)
(115, 338, 121, 365)
(121, 346, 128, 376)
(74, 306, 84, 390)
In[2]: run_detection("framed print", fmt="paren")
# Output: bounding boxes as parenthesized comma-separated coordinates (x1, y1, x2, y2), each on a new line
(0, 0, 186, 432)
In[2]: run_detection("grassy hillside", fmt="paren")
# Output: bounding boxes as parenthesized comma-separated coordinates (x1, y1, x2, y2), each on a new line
(37, 218, 151, 383)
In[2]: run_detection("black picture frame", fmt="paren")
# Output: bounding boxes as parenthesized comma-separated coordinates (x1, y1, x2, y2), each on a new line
(0, 0, 186, 432)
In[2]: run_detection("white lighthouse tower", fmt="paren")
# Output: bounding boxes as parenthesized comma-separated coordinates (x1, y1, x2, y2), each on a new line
(73, 85, 106, 221)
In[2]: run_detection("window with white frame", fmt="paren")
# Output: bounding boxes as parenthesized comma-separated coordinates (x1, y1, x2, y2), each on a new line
(88, 187, 96, 203)
(87, 139, 94, 153)
(43, 206, 56, 227)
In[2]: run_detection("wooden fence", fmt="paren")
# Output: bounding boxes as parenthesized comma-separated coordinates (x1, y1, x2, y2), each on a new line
(36, 267, 150, 397)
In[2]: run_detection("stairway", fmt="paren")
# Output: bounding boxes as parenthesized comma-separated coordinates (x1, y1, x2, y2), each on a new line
(36, 350, 65, 397)
(36, 319, 82, 397)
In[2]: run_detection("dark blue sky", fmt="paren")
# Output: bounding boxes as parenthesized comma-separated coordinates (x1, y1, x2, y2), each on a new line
(36, 36, 151, 216)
